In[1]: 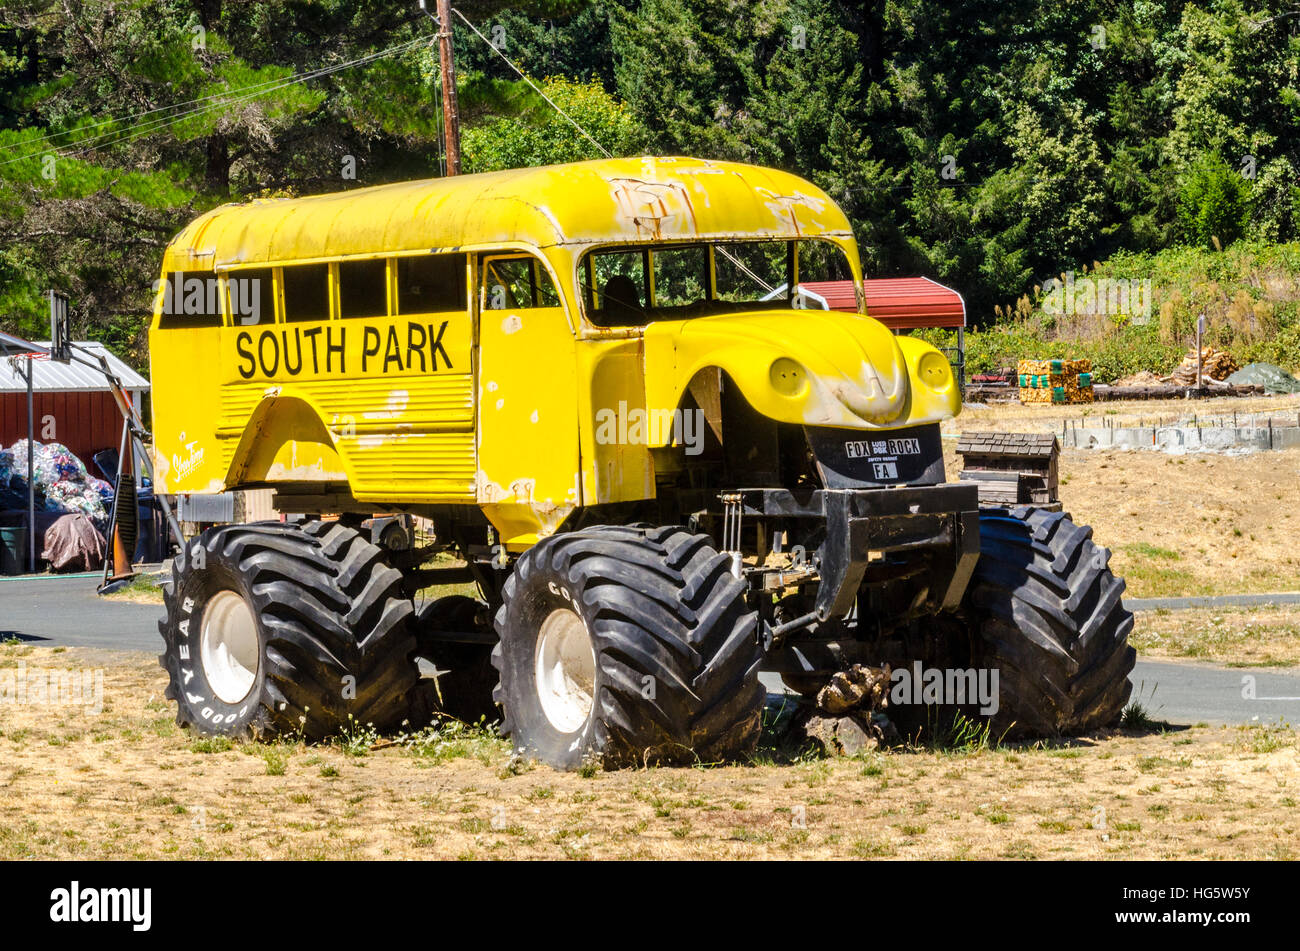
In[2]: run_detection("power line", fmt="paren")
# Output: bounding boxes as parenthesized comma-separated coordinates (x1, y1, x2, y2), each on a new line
(56, 38, 429, 164)
(54, 39, 427, 160)
(452, 8, 611, 158)
(0, 36, 431, 170)
(2, 48, 404, 155)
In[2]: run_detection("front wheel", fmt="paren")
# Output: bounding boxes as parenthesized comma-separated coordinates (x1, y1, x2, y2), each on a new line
(491, 526, 765, 770)
(965, 506, 1136, 738)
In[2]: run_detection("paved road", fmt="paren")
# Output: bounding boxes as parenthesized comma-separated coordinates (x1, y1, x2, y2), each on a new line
(1126, 592, 1300, 611)
(0, 572, 164, 652)
(4, 575, 1298, 727)
(1121, 659, 1299, 727)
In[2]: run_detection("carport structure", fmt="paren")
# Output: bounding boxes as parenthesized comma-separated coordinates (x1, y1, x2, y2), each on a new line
(0, 338, 149, 465)
(797, 277, 968, 388)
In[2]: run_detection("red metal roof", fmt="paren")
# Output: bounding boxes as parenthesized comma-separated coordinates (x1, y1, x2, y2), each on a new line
(799, 277, 966, 329)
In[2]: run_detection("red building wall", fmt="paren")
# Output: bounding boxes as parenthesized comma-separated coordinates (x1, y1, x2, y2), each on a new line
(0, 390, 125, 477)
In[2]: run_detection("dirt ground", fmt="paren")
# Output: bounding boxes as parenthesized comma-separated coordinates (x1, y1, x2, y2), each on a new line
(943, 392, 1300, 598)
(1, 644, 1296, 860)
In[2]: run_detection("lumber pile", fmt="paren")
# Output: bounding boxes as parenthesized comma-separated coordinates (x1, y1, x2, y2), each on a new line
(968, 349, 1262, 403)
(1085, 347, 1259, 398)
(1093, 382, 1263, 401)
(1170, 347, 1240, 386)
(971, 367, 1016, 384)
(1017, 358, 1094, 404)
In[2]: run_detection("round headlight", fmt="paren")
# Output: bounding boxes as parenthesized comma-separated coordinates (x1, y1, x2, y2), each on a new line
(917, 351, 952, 389)
(769, 358, 808, 397)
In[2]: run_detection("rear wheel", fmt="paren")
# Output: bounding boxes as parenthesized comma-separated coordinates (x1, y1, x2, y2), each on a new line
(159, 520, 420, 740)
(965, 506, 1136, 737)
(492, 525, 765, 770)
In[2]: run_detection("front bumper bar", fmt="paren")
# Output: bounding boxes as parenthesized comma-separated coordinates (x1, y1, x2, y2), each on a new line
(698, 483, 982, 621)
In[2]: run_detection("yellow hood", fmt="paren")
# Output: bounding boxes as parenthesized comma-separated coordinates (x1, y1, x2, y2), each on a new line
(641, 310, 959, 438)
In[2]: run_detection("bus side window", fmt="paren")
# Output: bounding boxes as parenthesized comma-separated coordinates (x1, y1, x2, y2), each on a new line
(157, 271, 223, 329)
(397, 253, 467, 315)
(339, 259, 388, 319)
(482, 256, 560, 310)
(225, 269, 275, 326)
(282, 263, 330, 323)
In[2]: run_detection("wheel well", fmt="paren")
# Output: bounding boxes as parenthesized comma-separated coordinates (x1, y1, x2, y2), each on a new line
(650, 366, 821, 495)
(226, 395, 347, 486)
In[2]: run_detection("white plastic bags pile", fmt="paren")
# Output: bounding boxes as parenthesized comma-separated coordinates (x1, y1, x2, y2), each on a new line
(1, 440, 114, 521)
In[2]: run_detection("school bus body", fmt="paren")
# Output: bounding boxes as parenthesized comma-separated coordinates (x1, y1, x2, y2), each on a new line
(148, 156, 960, 547)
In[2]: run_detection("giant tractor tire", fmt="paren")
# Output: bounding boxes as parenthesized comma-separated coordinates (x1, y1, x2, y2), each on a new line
(965, 506, 1136, 738)
(492, 525, 765, 770)
(414, 595, 500, 725)
(159, 520, 420, 740)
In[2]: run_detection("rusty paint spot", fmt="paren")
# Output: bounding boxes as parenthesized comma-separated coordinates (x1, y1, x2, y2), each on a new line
(609, 178, 699, 238)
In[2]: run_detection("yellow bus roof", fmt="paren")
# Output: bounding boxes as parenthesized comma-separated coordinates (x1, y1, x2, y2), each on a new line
(163, 156, 855, 271)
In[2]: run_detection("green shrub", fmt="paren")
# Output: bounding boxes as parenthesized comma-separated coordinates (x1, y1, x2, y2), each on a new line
(1177, 155, 1252, 249)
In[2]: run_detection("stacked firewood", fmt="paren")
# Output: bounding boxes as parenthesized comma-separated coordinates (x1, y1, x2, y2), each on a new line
(1170, 347, 1239, 386)
(1017, 358, 1094, 404)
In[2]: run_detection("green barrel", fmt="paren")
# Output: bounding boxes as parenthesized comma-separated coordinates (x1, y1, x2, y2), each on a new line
(0, 526, 28, 575)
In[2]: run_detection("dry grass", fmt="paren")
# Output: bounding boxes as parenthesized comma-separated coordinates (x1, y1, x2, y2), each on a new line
(1059, 449, 1300, 597)
(1, 644, 1297, 860)
(1131, 606, 1300, 667)
(100, 572, 166, 604)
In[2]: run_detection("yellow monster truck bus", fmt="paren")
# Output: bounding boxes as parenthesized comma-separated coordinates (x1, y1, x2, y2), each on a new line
(150, 156, 1134, 769)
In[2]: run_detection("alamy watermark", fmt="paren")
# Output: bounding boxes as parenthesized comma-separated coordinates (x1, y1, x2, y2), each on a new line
(0, 661, 103, 715)
(154, 274, 262, 324)
(49, 882, 151, 931)
(1041, 271, 1152, 324)
(890, 661, 1000, 716)
(594, 400, 706, 456)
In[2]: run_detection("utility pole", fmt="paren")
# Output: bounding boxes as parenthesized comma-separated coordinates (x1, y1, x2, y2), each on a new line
(436, 0, 462, 175)
(24, 354, 34, 573)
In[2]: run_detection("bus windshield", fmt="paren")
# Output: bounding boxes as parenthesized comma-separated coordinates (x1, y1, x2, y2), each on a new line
(581, 239, 855, 328)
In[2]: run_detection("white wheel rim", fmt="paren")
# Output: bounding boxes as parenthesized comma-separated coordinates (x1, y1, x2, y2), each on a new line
(199, 590, 260, 704)
(534, 607, 596, 734)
